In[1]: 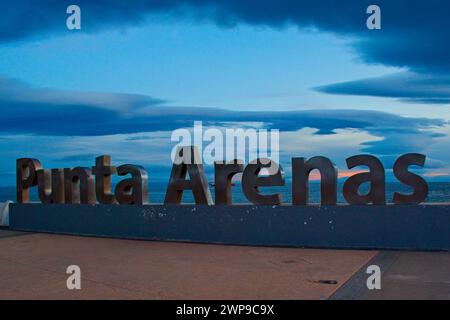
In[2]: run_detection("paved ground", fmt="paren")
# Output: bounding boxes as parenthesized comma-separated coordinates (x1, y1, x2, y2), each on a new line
(366, 252, 450, 299)
(0, 229, 376, 299)
(0, 229, 449, 299)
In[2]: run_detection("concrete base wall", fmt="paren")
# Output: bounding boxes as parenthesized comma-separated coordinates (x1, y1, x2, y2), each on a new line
(9, 203, 450, 251)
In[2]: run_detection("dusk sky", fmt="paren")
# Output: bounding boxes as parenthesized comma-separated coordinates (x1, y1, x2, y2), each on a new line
(1, 0, 450, 186)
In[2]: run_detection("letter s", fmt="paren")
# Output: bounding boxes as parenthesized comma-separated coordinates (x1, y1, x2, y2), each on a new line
(393, 153, 428, 204)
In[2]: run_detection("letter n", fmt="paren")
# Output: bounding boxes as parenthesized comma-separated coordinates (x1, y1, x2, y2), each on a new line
(292, 157, 337, 205)
(64, 167, 95, 204)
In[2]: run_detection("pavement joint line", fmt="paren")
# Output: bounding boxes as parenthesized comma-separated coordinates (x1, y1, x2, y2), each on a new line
(329, 251, 401, 300)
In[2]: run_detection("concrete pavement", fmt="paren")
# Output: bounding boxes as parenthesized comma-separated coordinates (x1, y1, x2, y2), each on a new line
(0, 229, 375, 299)
(366, 252, 450, 299)
(0, 229, 449, 299)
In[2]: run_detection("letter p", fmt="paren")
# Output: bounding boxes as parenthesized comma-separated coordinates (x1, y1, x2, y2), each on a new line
(16, 158, 42, 203)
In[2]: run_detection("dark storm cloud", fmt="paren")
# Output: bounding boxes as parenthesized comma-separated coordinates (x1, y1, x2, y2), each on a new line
(2, 1, 449, 73)
(0, 76, 447, 169)
(3, 1, 450, 103)
(0, 77, 444, 139)
(316, 72, 450, 104)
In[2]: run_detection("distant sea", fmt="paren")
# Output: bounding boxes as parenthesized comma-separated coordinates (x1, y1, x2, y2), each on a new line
(2, 182, 450, 203)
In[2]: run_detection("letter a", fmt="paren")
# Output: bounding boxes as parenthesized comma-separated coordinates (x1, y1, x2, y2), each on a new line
(366, 5, 381, 30)
(366, 265, 381, 290)
(66, 265, 81, 290)
(66, 5, 81, 30)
